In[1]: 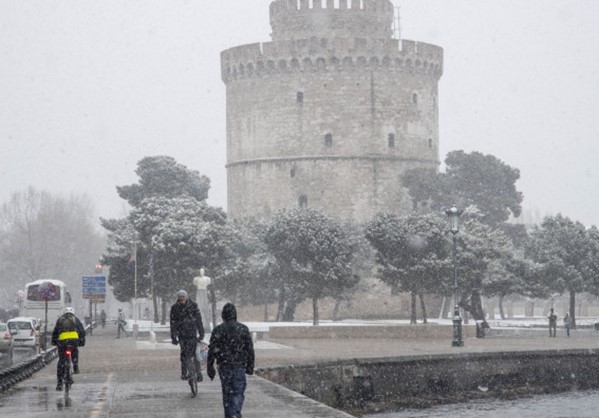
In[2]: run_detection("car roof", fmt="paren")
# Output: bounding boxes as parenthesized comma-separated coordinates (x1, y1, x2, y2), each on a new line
(8, 317, 38, 322)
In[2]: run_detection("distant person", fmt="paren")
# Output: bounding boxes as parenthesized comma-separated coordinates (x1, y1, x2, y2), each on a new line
(116, 309, 127, 338)
(51, 307, 85, 391)
(144, 307, 150, 320)
(100, 310, 106, 328)
(170, 290, 204, 381)
(207, 303, 255, 418)
(563, 312, 572, 337)
(548, 308, 558, 337)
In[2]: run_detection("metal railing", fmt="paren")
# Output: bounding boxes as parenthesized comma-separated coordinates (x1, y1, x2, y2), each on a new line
(0, 322, 94, 393)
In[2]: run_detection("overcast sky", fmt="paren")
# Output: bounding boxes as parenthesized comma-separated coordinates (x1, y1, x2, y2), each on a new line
(1, 0, 598, 227)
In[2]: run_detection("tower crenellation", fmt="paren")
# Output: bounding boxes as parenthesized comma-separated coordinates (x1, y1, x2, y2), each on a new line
(222, 0, 444, 222)
(221, 39, 443, 84)
(270, 0, 394, 41)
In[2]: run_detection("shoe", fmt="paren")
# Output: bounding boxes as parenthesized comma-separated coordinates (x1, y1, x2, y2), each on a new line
(56, 381, 62, 391)
(73, 365, 79, 374)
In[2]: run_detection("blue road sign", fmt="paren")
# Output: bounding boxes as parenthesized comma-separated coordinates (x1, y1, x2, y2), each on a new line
(82, 276, 106, 300)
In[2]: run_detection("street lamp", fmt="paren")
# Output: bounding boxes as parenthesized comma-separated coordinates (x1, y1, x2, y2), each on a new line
(445, 205, 464, 347)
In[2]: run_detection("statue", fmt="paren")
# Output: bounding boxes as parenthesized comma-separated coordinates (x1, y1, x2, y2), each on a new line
(193, 268, 212, 333)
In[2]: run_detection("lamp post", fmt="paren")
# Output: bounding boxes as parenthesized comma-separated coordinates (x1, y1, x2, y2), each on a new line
(446, 206, 464, 347)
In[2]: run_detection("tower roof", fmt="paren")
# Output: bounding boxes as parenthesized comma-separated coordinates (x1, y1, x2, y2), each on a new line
(269, 0, 394, 41)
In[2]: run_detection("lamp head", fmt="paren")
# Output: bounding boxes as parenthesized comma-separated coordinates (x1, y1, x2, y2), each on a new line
(445, 206, 463, 234)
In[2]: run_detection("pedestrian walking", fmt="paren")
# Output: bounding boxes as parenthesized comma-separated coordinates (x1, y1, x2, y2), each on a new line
(100, 309, 106, 328)
(207, 303, 255, 418)
(116, 309, 127, 338)
(564, 312, 572, 337)
(548, 308, 558, 337)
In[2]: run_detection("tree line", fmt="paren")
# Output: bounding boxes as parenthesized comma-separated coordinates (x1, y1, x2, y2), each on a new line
(2, 153, 597, 329)
(99, 154, 599, 328)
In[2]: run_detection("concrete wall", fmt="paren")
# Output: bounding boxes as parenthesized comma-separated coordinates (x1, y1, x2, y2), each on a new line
(257, 349, 599, 412)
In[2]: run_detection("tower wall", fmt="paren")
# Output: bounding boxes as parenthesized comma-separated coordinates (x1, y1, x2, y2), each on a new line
(222, 0, 443, 222)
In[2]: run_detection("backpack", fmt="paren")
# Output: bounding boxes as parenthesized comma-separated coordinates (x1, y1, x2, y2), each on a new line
(59, 314, 77, 332)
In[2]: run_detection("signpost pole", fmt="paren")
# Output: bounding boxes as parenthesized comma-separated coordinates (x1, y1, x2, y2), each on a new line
(89, 299, 93, 336)
(44, 300, 48, 351)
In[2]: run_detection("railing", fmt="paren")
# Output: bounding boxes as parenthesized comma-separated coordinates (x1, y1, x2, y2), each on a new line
(0, 322, 94, 393)
(0, 348, 57, 392)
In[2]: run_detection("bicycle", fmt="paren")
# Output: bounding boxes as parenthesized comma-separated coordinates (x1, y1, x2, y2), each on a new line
(62, 341, 75, 398)
(186, 351, 198, 398)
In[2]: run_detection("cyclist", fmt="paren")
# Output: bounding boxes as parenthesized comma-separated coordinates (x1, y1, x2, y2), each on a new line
(51, 307, 85, 391)
(170, 290, 204, 382)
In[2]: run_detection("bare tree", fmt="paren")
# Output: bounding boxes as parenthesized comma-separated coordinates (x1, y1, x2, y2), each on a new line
(0, 187, 105, 309)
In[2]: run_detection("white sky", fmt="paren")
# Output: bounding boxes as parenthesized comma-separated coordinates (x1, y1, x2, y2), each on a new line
(1, 0, 598, 226)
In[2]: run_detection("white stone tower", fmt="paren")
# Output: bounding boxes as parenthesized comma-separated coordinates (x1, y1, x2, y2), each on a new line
(222, 0, 443, 222)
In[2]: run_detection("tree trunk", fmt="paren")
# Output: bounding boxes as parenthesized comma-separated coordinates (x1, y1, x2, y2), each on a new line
(160, 299, 167, 325)
(152, 294, 159, 323)
(210, 287, 217, 328)
(410, 291, 417, 324)
(263, 303, 269, 322)
(570, 290, 577, 329)
(418, 293, 428, 324)
(499, 295, 506, 320)
(282, 304, 295, 322)
(276, 288, 285, 322)
(332, 298, 342, 322)
(312, 297, 319, 326)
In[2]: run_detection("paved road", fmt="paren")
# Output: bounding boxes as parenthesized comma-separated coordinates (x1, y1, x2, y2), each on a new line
(1, 323, 598, 417)
(0, 325, 351, 418)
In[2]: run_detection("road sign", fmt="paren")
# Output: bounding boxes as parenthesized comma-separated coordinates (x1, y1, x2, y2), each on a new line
(38, 281, 57, 301)
(82, 276, 106, 302)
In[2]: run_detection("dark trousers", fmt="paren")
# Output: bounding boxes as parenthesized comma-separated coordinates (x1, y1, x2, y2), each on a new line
(549, 324, 556, 337)
(179, 338, 201, 377)
(57, 341, 78, 382)
(218, 367, 247, 418)
(117, 321, 126, 338)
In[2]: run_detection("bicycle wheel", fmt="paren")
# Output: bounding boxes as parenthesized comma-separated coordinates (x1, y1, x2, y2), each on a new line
(187, 356, 198, 398)
(64, 358, 71, 397)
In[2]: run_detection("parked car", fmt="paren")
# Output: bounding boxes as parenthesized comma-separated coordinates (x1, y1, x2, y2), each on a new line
(7, 317, 39, 351)
(0, 322, 14, 359)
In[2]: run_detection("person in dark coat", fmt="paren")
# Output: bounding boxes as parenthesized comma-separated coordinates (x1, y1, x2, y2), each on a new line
(207, 303, 255, 418)
(170, 289, 204, 381)
(51, 307, 86, 391)
(548, 308, 558, 337)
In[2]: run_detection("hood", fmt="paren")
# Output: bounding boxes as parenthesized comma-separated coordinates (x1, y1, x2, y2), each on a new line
(221, 303, 237, 321)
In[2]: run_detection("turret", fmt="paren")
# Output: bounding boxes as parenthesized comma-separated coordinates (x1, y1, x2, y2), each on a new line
(269, 0, 394, 41)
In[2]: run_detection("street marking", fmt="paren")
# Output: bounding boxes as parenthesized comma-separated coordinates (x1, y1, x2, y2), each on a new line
(89, 372, 114, 418)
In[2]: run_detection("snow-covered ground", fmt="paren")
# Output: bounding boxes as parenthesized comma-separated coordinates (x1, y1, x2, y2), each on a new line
(125, 316, 599, 335)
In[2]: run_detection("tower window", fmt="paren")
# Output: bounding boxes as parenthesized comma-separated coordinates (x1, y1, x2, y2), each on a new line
(299, 195, 308, 208)
(412, 93, 418, 105)
(388, 133, 395, 148)
(297, 92, 304, 104)
(325, 133, 333, 147)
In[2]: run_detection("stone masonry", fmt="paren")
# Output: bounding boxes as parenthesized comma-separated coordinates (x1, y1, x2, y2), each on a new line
(222, 0, 444, 222)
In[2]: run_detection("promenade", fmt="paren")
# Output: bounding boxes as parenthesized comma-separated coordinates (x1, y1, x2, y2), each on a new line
(0, 322, 598, 417)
